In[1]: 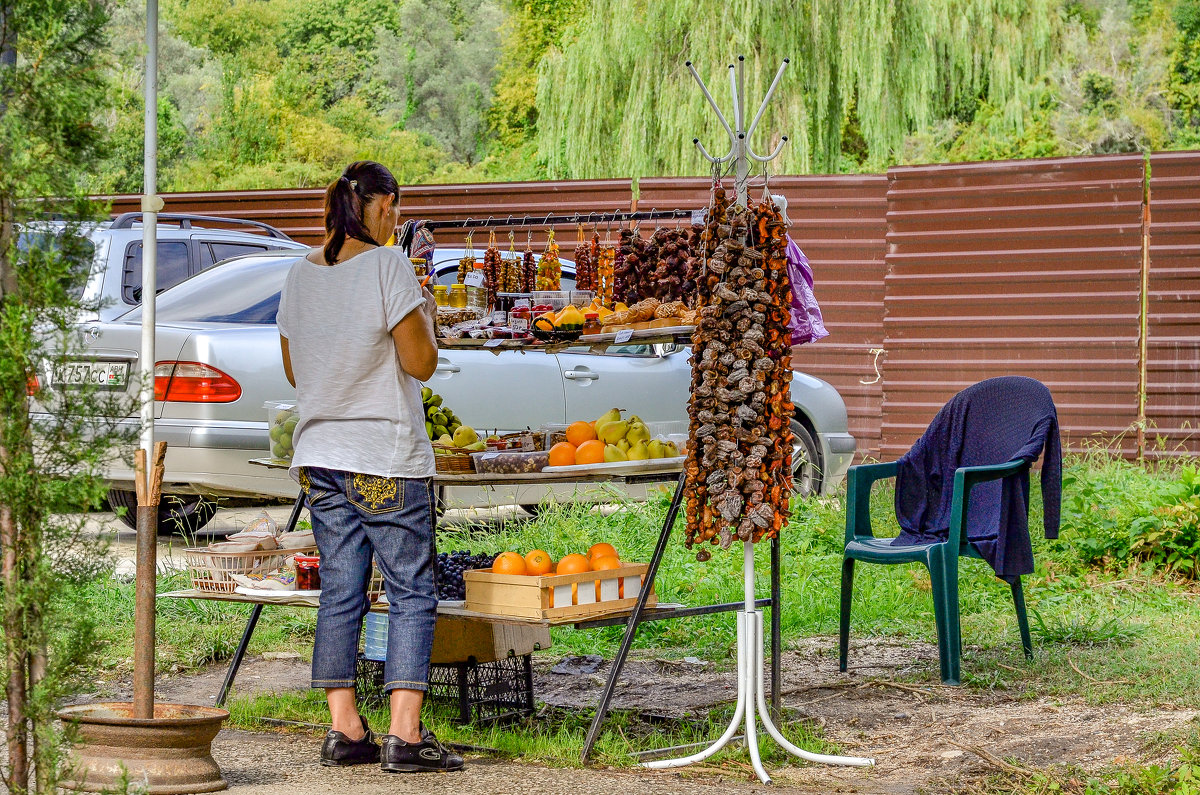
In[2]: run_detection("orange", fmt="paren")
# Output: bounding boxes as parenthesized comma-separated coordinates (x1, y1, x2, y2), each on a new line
(566, 420, 597, 447)
(524, 549, 554, 576)
(590, 555, 623, 600)
(555, 553, 591, 575)
(492, 551, 527, 576)
(575, 439, 606, 466)
(588, 542, 618, 562)
(548, 441, 577, 468)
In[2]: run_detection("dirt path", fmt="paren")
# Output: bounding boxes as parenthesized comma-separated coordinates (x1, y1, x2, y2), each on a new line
(85, 635, 1196, 794)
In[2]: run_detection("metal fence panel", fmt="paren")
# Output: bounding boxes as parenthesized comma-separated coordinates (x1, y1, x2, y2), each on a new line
(882, 156, 1146, 459)
(1147, 152, 1200, 457)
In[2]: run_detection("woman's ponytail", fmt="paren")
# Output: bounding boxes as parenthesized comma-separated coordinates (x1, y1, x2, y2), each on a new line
(322, 162, 400, 265)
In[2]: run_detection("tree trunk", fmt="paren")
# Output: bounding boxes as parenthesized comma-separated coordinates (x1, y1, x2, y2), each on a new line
(0, 475, 29, 794)
(0, 193, 13, 299)
(30, 641, 45, 795)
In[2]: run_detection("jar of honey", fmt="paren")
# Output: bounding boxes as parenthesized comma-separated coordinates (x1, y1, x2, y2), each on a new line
(449, 284, 468, 309)
(433, 285, 449, 307)
(583, 312, 601, 335)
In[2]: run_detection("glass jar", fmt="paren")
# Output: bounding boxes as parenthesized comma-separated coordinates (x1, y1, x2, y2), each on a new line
(433, 285, 449, 307)
(509, 301, 532, 333)
(411, 257, 427, 279)
(294, 554, 321, 591)
(583, 312, 601, 335)
(449, 284, 468, 309)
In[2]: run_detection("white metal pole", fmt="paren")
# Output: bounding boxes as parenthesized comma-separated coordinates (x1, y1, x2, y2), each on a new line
(133, 0, 162, 720)
(139, 0, 160, 465)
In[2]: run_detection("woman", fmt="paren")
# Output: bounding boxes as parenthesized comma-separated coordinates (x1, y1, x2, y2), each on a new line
(277, 161, 462, 773)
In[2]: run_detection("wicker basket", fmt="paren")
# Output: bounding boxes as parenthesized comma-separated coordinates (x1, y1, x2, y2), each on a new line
(184, 545, 316, 594)
(433, 443, 475, 474)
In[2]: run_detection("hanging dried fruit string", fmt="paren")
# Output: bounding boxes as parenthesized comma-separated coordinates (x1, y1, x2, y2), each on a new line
(536, 228, 562, 290)
(520, 229, 537, 293)
(597, 226, 615, 306)
(684, 183, 794, 555)
(500, 231, 520, 293)
(457, 229, 475, 284)
(483, 229, 502, 310)
(574, 223, 596, 292)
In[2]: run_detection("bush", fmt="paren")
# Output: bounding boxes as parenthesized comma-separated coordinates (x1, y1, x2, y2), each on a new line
(1061, 454, 1200, 580)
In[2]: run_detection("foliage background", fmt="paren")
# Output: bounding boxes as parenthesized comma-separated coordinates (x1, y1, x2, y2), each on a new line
(84, 0, 1200, 194)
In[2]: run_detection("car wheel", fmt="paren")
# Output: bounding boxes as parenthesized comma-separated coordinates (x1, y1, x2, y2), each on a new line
(790, 419, 823, 498)
(106, 489, 219, 535)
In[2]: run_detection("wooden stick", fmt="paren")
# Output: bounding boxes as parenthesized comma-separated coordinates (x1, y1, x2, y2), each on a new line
(945, 738, 1030, 776)
(149, 441, 167, 506)
(134, 448, 147, 506)
(1068, 655, 1131, 685)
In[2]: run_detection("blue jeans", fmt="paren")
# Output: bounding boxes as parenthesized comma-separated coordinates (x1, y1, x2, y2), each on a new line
(299, 466, 437, 693)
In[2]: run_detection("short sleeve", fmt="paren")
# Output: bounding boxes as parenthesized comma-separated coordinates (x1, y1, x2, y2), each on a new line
(380, 249, 426, 330)
(276, 268, 293, 337)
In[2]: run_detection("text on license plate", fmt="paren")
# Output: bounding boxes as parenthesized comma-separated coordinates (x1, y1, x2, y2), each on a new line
(54, 361, 130, 387)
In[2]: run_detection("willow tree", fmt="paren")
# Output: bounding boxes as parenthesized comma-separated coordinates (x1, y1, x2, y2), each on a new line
(536, 0, 1061, 177)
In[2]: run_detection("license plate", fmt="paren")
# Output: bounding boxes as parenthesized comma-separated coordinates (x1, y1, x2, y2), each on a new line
(52, 360, 130, 388)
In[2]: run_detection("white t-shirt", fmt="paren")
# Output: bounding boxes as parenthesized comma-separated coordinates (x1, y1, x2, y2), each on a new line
(276, 246, 435, 480)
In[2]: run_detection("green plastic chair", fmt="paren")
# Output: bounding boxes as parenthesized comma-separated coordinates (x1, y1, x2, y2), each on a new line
(838, 460, 1034, 686)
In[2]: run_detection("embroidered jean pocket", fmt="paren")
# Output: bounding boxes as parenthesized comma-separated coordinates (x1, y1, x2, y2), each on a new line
(297, 467, 333, 507)
(346, 473, 404, 515)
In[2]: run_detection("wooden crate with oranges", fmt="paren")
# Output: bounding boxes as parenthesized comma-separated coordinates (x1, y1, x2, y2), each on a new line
(463, 545, 656, 621)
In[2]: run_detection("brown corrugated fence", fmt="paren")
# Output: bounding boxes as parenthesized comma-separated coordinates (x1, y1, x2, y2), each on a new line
(97, 151, 1200, 461)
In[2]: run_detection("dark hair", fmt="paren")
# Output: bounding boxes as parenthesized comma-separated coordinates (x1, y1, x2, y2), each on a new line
(323, 161, 400, 265)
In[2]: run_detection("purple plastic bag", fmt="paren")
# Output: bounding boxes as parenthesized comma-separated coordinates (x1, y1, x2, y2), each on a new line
(786, 236, 828, 346)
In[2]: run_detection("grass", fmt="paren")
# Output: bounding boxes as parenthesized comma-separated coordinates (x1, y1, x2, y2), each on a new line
(65, 451, 1200, 777)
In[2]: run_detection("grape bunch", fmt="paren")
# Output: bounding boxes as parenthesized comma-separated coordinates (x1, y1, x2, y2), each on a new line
(435, 550, 495, 601)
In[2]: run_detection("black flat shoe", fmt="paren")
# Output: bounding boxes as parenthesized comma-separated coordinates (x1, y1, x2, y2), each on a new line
(380, 725, 464, 773)
(320, 715, 380, 767)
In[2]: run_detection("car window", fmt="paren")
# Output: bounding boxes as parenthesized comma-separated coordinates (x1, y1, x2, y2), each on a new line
(122, 255, 298, 324)
(16, 230, 95, 299)
(564, 344, 655, 357)
(201, 242, 269, 268)
(122, 241, 191, 304)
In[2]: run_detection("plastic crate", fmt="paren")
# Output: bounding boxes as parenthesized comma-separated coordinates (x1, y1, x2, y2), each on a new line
(355, 652, 534, 725)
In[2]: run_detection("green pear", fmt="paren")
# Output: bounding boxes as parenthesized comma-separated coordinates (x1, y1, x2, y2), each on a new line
(428, 394, 443, 407)
(598, 419, 629, 445)
(628, 441, 649, 461)
(425, 421, 434, 439)
(617, 438, 630, 453)
(625, 421, 650, 444)
(647, 439, 667, 459)
(437, 434, 454, 446)
(664, 441, 680, 457)
(421, 386, 433, 403)
(465, 440, 487, 452)
(595, 407, 622, 428)
(603, 444, 629, 463)
(628, 414, 644, 426)
(452, 425, 479, 448)
(434, 424, 449, 438)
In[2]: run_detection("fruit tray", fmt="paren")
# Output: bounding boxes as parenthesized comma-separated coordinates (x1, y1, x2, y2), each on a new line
(464, 563, 655, 621)
(542, 455, 685, 476)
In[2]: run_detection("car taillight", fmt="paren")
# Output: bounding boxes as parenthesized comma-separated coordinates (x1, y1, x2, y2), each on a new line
(154, 362, 241, 403)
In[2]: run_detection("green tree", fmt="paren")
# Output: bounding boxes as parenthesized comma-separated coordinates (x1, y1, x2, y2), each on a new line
(535, 0, 1061, 178)
(0, 0, 132, 791)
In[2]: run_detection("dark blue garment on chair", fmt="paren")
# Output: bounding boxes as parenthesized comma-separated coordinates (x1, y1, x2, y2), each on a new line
(892, 376, 1062, 582)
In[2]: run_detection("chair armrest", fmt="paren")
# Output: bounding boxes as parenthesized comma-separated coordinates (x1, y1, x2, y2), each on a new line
(845, 461, 899, 544)
(948, 459, 1032, 546)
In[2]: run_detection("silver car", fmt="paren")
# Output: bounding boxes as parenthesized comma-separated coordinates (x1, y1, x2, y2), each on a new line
(51, 249, 854, 533)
